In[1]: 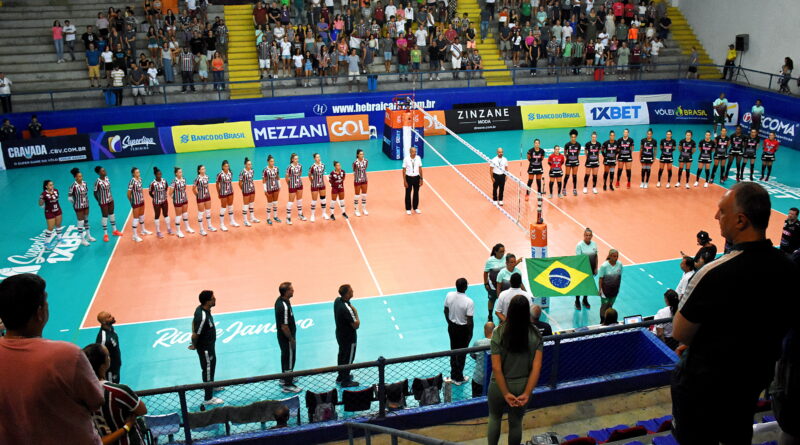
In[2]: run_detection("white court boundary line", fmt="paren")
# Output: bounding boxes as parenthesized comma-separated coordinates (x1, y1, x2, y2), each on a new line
(345, 219, 384, 296)
(425, 180, 491, 252)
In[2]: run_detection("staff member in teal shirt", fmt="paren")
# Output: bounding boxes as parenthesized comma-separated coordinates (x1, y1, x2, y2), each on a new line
(483, 244, 507, 322)
(575, 228, 598, 310)
(750, 99, 764, 132)
(598, 249, 623, 324)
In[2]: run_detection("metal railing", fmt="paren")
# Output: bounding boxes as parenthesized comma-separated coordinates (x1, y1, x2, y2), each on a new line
(346, 422, 459, 445)
(135, 318, 676, 444)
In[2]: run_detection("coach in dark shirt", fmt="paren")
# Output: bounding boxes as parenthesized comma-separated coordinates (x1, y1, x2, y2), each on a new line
(531, 305, 552, 337)
(681, 230, 717, 269)
(189, 290, 222, 405)
(95, 311, 121, 383)
(275, 282, 300, 393)
(672, 182, 800, 444)
(334, 284, 360, 387)
(780, 207, 800, 254)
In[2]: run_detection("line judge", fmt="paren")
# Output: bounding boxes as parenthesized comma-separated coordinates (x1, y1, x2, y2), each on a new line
(403, 147, 423, 215)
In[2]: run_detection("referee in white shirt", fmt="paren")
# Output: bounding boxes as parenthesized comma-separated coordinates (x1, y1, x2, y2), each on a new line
(490, 147, 509, 205)
(403, 147, 423, 215)
(494, 273, 533, 322)
(444, 278, 474, 384)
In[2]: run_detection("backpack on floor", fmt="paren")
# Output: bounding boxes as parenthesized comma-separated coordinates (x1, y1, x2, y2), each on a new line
(419, 379, 440, 406)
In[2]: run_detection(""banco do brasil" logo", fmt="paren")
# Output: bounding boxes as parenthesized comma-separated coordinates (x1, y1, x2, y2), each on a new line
(180, 132, 246, 144)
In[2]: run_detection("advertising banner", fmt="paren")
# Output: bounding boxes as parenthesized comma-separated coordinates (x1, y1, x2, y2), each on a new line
(252, 117, 330, 147)
(326, 114, 371, 142)
(741, 113, 800, 149)
(583, 102, 650, 127)
(521, 104, 585, 130)
(648, 102, 712, 123)
(423, 110, 447, 136)
(92, 128, 167, 160)
(724, 102, 739, 126)
(171, 121, 255, 153)
(1, 134, 92, 169)
(444, 106, 523, 133)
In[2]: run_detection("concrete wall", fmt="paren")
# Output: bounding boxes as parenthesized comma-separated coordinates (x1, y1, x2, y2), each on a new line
(680, 0, 799, 88)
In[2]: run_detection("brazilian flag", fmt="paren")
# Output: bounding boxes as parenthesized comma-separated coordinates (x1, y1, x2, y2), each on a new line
(525, 256, 599, 297)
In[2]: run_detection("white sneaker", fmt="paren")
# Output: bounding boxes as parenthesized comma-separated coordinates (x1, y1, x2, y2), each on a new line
(176, 231, 185, 238)
(157, 232, 164, 239)
(414, 209, 421, 214)
(230, 220, 240, 227)
(493, 200, 497, 205)
(244, 219, 252, 227)
(704, 182, 708, 188)
(592, 187, 598, 194)
(323, 213, 330, 220)
(406, 210, 412, 215)
(498, 201, 504, 206)
(220, 224, 228, 232)
(86, 234, 97, 242)
(666, 183, 671, 188)
(355, 209, 361, 217)
(299, 214, 307, 221)
(133, 235, 143, 242)
(639, 182, 644, 188)
(186, 226, 195, 234)
(693, 181, 699, 187)
(203, 397, 225, 405)
(200, 229, 207, 236)
(686, 183, 690, 189)
(141, 229, 153, 235)
(310, 213, 316, 222)
(657, 181, 661, 187)
(207, 225, 217, 232)
(675, 182, 680, 188)
(583, 187, 588, 194)
(362, 208, 369, 215)
(81, 239, 90, 246)
(251, 217, 261, 223)
(645, 183, 649, 189)
(548, 194, 553, 199)
(286, 217, 292, 225)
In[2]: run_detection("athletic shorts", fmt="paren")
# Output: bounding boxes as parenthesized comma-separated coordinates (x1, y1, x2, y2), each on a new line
(679, 156, 692, 163)
(715, 153, 728, 160)
(173, 200, 187, 207)
(196, 196, 211, 203)
(243, 191, 255, 197)
(311, 185, 325, 192)
(688, 66, 697, 73)
(153, 201, 169, 213)
(585, 161, 600, 168)
(289, 185, 303, 193)
(218, 192, 233, 198)
(641, 158, 654, 164)
(565, 160, 580, 167)
(259, 58, 270, 69)
(354, 180, 368, 186)
(743, 152, 757, 159)
(45, 209, 63, 220)
(618, 155, 633, 162)
(698, 157, 712, 164)
(528, 165, 543, 175)
(603, 160, 617, 166)
(88, 65, 100, 77)
(729, 148, 743, 156)
(99, 202, 113, 212)
(131, 86, 145, 96)
(131, 201, 144, 209)
(713, 114, 725, 124)
(762, 153, 775, 162)
(549, 170, 563, 178)
(487, 288, 498, 302)
(660, 156, 674, 163)
(73, 205, 89, 212)
(331, 186, 344, 194)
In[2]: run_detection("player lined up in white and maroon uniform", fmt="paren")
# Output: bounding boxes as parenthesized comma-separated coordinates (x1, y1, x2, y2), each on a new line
(68, 167, 95, 245)
(194, 165, 216, 236)
(216, 160, 239, 231)
(127, 167, 151, 242)
(239, 157, 259, 226)
(352, 149, 369, 216)
(328, 161, 349, 220)
(149, 167, 173, 239)
(39, 180, 63, 245)
(262, 155, 282, 225)
(308, 153, 329, 222)
(285, 153, 306, 225)
(93, 166, 122, 242)
(170, 167, 195, 236)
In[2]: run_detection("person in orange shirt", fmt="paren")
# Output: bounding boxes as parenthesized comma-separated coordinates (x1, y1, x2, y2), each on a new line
(627, 26, 638, 44)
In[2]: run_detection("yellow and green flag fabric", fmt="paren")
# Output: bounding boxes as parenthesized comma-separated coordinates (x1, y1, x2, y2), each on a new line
(525, 256, 599, 297)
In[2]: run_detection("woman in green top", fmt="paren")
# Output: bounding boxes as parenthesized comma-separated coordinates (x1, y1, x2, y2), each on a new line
(488, 295, 543, 445)
(484, 243, 507, 322)
(598, 249, 623, 323)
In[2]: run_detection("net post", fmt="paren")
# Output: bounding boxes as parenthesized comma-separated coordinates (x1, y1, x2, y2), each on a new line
(530, 194, 549, 308)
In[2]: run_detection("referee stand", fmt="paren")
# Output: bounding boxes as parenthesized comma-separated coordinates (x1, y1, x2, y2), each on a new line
(530, 194, 549, 308)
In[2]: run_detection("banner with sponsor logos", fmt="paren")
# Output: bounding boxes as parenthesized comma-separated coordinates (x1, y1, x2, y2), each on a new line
(171, 121, 255, 153)
(252, 117, 330, 147)
(741, 112, 800, 149)
(92, 128, 168, 160)
(583, 102, 650, 127)
(648, 102, 713, 123)
(444, 106, 522, 133)
(724, 102, 739, 126)
(423, 110, 447, 136)
(521, 104, 585, 130)
(325, 114, 372, 142)
(1, 134, 92, 169)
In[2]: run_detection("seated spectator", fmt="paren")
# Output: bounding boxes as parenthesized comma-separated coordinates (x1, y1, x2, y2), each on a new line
(602, 308, 619, 326)
(655, 290, 679, 349)
(470, 321, 494, 398)
(680, 230, 717, 269)
(531, 304, 552, 336)
(28, 115, 44, 138)
(0, 274, 104, 445)
(83, 343, 147, 443)
(271, 405, 290, 429)
(0, 118, 17, 141)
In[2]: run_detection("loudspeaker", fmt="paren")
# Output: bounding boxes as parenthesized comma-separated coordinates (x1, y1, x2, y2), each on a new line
(735, 34, 749, 52)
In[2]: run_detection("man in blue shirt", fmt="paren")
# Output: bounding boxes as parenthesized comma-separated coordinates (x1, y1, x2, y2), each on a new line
(85, 42, 102, 88)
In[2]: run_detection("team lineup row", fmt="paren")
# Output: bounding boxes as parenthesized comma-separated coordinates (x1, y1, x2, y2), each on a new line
(36, 150, 372, 244)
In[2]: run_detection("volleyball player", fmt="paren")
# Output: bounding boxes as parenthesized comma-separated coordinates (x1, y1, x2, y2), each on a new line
(39, 179, 63, 246)
(601, 130, 619, 191)
(743, 128, 759, 181)
(656, 130, 676, 188)
(149, 167, 173, 238)
(676, 130, 695, 189)
(216, 160, 239, 231)
(710, 127, 730, 183)
(308, 153, 329, 222)
(633, 131, 653, 188)
(353, 149, 369, 217)
(695, 131, 715, 187)
(761, 131, 779, 181)
(169, 167, 194, 238)
(583, 132, 601, 194)
(68, 168, 94, 245)
(328, 161, 349, 220)
(728, 125, 746, 182)
(262, 155, 281, 225)
(239, 157, 259, 226)
(616, 128, 635, 188)
(285, 153, 306, 225)
(93, 166, 123, 242)
(525, 139, 545, 198)
(127, 167, 149, 242)
(547, 145, 566, 199)
(193, 164, 215, 236)
(564, 129, 582, 196)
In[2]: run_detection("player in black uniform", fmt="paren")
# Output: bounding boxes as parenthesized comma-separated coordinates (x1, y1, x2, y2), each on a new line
(676, 130, 696, 189)
(564, 129, 582, 196)
(583, 131, 602, 194)
(639, 129, 657, 188)
(601, 130, 619, 191)
(525, 139, 546, 198)
(695, 131, 715, 187)
(657, 130, 677, 188)
(728, 125, 746, 182)
(616, 128, 635, 188)
(189, 290, 224, 405)
(711, 127, 730, 183)
(743, 128, 759, 181)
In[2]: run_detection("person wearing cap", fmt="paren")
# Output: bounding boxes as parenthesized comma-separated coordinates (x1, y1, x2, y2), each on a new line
(722, 43, 737, 81)
(681, 231, 717, 269)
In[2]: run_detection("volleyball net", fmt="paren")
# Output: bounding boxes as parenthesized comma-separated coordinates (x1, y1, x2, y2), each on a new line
(410, 102, 543, 232)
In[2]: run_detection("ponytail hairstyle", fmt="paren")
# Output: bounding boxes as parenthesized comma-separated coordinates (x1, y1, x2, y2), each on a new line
(664, 289, 679, 316)
(244, 157, 251, 167)
(94, 165, 103, 174)
(313, 152, 320, 161)
(333, 160, 341, 169)
(490, 243, 505, 257)
(607, 248, 619, 261)
(70, 167, 80, 178)
(267, 154, 274, 163)
(290, 153, 298, 163)
(153, 166, 161, 176)
(221, 160, 229, 170)
(502, 294, 533, 353)
(130, 166, 139, 175)
(356, 148, 364, 158)
(197, 164, 204, 174)
(174, 166, 181, 174)
(42, 179, 52, 191)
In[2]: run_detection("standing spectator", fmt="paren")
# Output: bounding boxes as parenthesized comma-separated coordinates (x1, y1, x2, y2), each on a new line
(480, 7, 491, 44)
(531, 305, 552, 337)
(487, 295, 543, 445)
(750, 99, 765, 133)
(86, 42, 102, 88)
(444, 278, 474, 385)
(146, 61, 160, 95)
(470, 322, 494, 397)
(189, 290, 224, 405)
(0, 274, 104, 445)
(654, 289, 679, 350)
(675, 256, 696, 301)
(402, 146, 423, 214)
(216, 19, 229, 56)
(0, 72, 11, 113)
(546, 34, 560, 75)
(161, 42, 175, 83)
(656, 10, 670, 40)
(195, 50, 209, 90)
(778, 57, 793, 94)
(0, 118, 17, 141)
(410, 44, 422, 78)
(686, 46, 698, 79)
(253, 1, 268, 28)
(346, 48, 360, 91)
(276, 282, 301, 393)
(450, 37, 463, 79)
(128, 62, 146, 105)
(110, 65, 126, 106)
(648, 36, 662, 71)
(598, 249, 623, 323)
(101, 45, 115, 85)
(672, 183, 800, 444)
(499, 22, 512, 60)
(83, 344, 147, 444)
(575, 228, 597, 310)
(81, 25, 99, 51)
(397, 43, 410, 81)
(722, 43, 736, 81)
(211, 52, 225, 90)
(334, 284, 360, 387)
(780, 207, 800, 255)
(63, 20, 77, 61)
(53, 20, 65, 63)
(95, 311, 121, 383)
(179, 47, 196, 92)
(96, 12, 109, 38)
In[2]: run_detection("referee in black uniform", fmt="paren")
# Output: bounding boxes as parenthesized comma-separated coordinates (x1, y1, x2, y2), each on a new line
(96, 311, 121, 383)
(189, 290, 223, 405)
(334, 284, 360, 387)
(275, 282, 301, 393)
